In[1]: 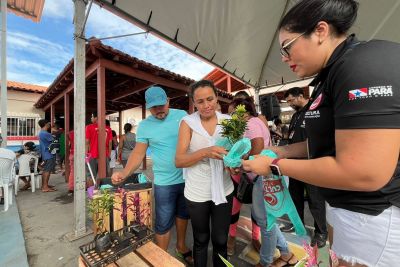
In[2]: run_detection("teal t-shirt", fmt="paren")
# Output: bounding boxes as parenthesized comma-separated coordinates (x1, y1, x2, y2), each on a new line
(136, 109, 187, 186)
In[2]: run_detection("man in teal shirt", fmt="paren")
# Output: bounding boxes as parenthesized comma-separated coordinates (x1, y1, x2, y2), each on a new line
(112, 86, 192, 263)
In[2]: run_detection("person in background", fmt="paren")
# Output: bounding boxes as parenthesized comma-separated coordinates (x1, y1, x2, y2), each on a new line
(51, 122, 64, 173)
(176, 80, 234, 267)
(67, 120, 74, 194)
(280, 87, 328, 248)
(15, 142, 39, 191)
(232, 90, 269, 125)
(118, 123, 136, 168)
(85, 112, 112, 179)
(112, 86, 193, 265)
(243, 0, 400, 266)
(38, 119, 57, 192)
(109, 130, 118, 174)
(228, 98, 297, 267)
(105, 120, 113, 177)
(227, 98, 262, 256)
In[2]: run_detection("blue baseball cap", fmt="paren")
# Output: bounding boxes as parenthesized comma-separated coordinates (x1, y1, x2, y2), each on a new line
(145, 86, 168, 109)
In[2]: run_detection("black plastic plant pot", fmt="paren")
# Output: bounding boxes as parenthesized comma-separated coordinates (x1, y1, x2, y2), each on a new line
(95, 232, 112, 253)
(132, 225, 147, 239)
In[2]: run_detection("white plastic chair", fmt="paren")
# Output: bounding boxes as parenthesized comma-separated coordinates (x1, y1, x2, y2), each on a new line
(0, 157, 15, 211)
(16, 154, 40, 194)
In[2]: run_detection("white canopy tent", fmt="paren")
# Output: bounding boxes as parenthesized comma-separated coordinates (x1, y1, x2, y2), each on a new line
(93, 0, 400, 88)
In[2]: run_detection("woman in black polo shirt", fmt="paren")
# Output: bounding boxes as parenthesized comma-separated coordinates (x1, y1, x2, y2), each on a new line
(242, 0, 400, 266)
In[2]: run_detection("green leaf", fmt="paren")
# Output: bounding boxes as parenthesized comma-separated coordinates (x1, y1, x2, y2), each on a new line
(218, 254, 234, 267)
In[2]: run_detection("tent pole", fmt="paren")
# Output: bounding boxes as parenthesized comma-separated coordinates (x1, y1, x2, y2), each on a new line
(0, 0, 7, 148)
(254, 86, 261, 114)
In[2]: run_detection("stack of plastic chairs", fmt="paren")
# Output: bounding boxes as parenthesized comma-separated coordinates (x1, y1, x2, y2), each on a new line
(0, 157, 15, 211)
(15, 154, 40, 194)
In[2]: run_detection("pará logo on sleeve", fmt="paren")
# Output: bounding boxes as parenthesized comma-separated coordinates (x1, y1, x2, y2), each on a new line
(348, 85, 393, 101)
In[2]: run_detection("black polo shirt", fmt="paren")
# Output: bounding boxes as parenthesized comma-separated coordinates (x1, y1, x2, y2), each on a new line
(305, 34, 400, 216)
(288, 105, 307, 145)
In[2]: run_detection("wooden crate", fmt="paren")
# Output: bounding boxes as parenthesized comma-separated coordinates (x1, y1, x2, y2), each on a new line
(92, 184, 152, 234)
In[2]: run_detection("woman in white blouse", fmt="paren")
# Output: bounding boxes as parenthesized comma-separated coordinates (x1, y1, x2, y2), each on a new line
(175, 80, 234, 267)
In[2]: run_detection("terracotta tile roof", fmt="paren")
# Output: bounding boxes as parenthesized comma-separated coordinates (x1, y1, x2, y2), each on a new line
(7, 0, 45, 23)
(7, 80, 47, 94)
(93, 41, 233, 99)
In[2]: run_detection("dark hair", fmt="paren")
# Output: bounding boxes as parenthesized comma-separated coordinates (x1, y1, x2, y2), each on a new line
(234, 90, 251, 99)
(112, 130, 117, 137)
(38, 119, 49, 128)
(284, 87, 304, 98)
(229, 98, 258, 117)
(24, 141, 36, 151)
(279, 0, 358, 36)
(53, 121, 61, 129)
(274, 118, 283, 126)
(92, 111, 97, 118)
(124, 123, 132, 134)
(190, 80, 217, 100)
(105, 119, 110, 127)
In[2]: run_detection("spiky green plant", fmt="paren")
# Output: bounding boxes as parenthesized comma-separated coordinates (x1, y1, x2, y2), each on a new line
(220, 104, 248, 145)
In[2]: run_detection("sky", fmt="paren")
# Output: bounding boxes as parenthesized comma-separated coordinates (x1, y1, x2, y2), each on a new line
(7, 0, 213, 86)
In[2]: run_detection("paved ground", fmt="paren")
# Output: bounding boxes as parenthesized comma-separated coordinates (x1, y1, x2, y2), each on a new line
(11, 161, 327, 267)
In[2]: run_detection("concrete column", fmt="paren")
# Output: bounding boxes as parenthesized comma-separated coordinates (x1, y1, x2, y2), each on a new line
(0, 0, 7, 148)
(71, 0, 88, 239)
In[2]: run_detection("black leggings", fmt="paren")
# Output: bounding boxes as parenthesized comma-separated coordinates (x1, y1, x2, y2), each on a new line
(185, 193, 233, 267)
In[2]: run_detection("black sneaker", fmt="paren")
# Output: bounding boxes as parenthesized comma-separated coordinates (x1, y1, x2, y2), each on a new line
(280, 224, 295, 233)
(311, 232, 327, 248)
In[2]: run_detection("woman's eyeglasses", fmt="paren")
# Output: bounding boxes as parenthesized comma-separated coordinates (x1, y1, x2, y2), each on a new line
(280, 32, 305, 58)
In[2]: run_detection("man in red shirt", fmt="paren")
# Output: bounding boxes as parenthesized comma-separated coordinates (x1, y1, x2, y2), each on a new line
(85, 112, 112, 178)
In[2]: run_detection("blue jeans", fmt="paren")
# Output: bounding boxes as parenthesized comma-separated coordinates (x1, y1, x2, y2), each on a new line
(154, 183, 189, 234)
(252, 177, 290, 266)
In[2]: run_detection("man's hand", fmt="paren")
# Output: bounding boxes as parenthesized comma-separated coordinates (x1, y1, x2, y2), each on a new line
(242, 155, 273, 176)
(111, 171, 126, 185)
(204, 146, 227, 160)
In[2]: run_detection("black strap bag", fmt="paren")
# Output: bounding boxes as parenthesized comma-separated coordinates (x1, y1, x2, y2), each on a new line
(236, 173, 258, 204)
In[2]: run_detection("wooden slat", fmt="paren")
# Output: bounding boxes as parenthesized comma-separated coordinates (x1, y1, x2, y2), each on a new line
(116, 253, 149, 267)
(136, 242, 184, 267)
(126, 189, 152, 228)
(93, 188, 152, 233)
(113, 193, 124, 231)
(78, 256, 119, 267)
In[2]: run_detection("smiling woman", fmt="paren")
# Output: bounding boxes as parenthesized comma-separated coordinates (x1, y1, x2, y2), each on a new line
(242, 0, 400, 266)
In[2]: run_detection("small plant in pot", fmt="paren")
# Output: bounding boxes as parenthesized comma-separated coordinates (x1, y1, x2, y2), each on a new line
(128, 191, 150, 239)
(218, 104, 248, 149)
(88, 189, 114, 252)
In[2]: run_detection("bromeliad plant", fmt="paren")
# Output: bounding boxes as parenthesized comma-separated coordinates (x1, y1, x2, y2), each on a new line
(220, 104, 248, 145)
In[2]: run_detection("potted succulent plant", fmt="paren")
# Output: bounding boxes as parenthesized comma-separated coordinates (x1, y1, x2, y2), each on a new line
(88, 189, 115, 252)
